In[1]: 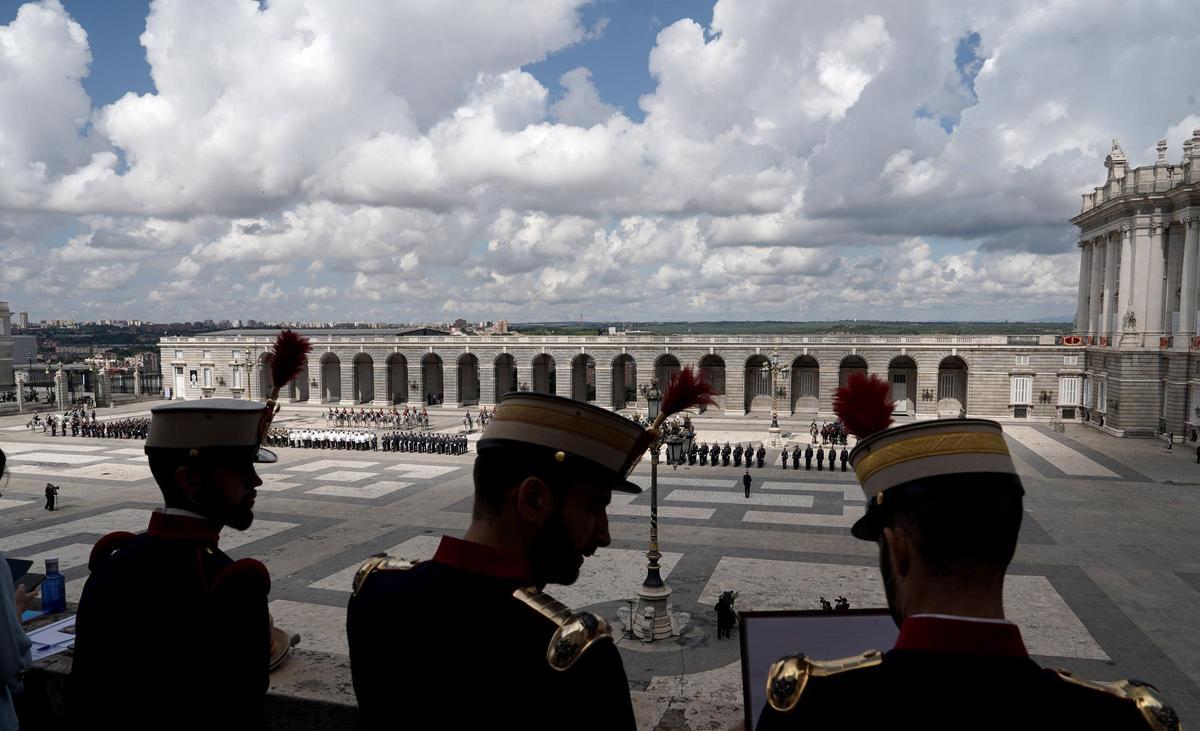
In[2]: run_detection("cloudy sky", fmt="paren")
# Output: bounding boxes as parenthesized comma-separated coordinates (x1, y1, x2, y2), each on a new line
(1, 0, 1198, 324)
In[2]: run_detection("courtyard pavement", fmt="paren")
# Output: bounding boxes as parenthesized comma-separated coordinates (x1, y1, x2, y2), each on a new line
(2, 401, 1198, 729)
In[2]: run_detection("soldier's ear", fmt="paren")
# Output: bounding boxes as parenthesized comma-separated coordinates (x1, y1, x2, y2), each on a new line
(882, 526, 912, 578)
(515, 476, 552, 523)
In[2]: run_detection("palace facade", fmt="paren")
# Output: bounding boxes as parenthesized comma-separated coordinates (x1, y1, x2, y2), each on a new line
(158, 329, 1082, 424)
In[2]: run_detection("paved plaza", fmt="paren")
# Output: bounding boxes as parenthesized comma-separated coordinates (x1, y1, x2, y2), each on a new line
(2, 402, 1199, 728)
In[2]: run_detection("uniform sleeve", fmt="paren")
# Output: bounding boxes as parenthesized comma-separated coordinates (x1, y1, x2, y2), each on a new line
(210, 558, 272, 729)
(570, 639, 636, 731)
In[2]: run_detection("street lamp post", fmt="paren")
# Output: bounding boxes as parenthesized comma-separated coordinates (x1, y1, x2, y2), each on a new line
(760, 351, 791, 443)
(633, 377, 678, 641)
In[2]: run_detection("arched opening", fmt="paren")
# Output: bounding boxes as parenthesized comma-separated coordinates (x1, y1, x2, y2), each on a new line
(571, 354, 596, 402)
(386, 353, 408, 404)
(458, 353, 480, 406)
(421, 353, 444, 406)
(320, 352, 341, 403)
(612, 354, 637, 410)
(532, 354, 556, 394)
(937, 356, 968, 416)
(654, 354, 681, 387)
(698, 354, 726, 411)
(888, 355, 918, 416)
(258, 353, 273, 401)
(838, 355, 868, 410)
(791, 355, 819, 415)
(353, 353, 374, 404)
(744, 354, 772, 413)
(288, 363, 310, 402)
(494, 354, 517, 402)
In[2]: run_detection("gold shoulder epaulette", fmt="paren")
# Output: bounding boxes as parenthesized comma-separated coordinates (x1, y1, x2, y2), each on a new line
(1054, 670, 1181, 731)
(513, 587, 612, 672)
(766, 650, 883, 712)
(351, 554, 418, 597)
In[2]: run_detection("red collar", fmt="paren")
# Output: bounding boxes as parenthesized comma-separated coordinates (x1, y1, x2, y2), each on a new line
(147, 511, 221, 546)
(433, 536, 533, 583)
(895, 615, 1028, 658)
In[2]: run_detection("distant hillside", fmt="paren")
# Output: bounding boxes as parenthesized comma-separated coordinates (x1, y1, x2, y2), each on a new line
(511, 320, 1073, 336)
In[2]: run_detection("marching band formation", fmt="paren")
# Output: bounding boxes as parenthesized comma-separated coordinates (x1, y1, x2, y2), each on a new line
(26, 411, 150, 440)
(324, 406, 493, 432)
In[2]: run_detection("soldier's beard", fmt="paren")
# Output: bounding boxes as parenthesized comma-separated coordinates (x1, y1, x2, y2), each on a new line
(879, 542, 901, 628)
(529, 504, 582, 587)
(193, 486, 255, 532)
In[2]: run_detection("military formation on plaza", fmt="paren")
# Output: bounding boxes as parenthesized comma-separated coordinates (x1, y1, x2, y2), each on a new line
(264, 427, 469, 454)
(17, 329, 1179, 730)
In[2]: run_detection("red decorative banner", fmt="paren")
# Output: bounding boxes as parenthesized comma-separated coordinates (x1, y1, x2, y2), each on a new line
(1062, 335, 1083, 346)
(1099, 336, 1109, 347)
(1192, 336, 1200, 350)
(1160, 336, 1171, 349)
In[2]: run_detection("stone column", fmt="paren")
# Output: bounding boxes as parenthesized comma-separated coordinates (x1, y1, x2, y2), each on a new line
(15, 371, 23, 413)
(442, 354, 460, 408)
(1143, 224, 1166, 339)
(1101, 233, 1118, 339)
(134, 369, 143, 398)
(1176, 218, 1199, 342)
(372, 357, 388, 406)
(555, 355, 573, 399)
(339, 359, 355, 405)
(1088, 238, 1104, 335)
(725, 362, 745, 416)
(1117, 228, 1135, 343)
(594, 359, 614, 410)
(53, 367, 69, 408)
(516, 360, 533, 395)
(1075, 241, 1092, 333)
(479, 361, 496, 407)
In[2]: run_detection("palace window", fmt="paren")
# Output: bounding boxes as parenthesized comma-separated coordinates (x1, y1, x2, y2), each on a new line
(1010, 376, 1032, 405)
(797, 371, 816, 398)
(1063, 355, 1079, 366)
(174, 350, 183, 360)
(1083, 377, 1092, 408)
(203, 368, 213, 388)
(1097, 380, 1107, 412)
(231, 365, 242, 389)
(1058, 377, 1080, 406)
(938, 373, 956, 400)
(202, 350, 212, 360)
(1014, 355, 1030, 366)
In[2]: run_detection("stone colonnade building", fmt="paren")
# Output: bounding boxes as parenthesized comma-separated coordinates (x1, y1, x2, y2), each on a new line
(0, 302, 12, 390)
(1072, 133, 1200, 437)
(159, 330, 1083, 423)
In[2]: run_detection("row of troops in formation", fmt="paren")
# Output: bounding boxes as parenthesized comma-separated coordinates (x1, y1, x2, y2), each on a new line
(690, 442, 849, 470)
(264, 427, 470, 455)
(55, 391, 1179, 730)
(325, 406, 430, 429)
(28, 411, 150, 440)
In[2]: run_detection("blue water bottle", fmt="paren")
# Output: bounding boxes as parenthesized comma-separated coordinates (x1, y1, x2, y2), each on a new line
(42, 557, 66, 614)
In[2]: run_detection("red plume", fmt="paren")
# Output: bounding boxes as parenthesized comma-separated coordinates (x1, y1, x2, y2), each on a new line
(656, 366, 719, 426)
(266, 330, 312, 393)
(833, 372, 894, 439)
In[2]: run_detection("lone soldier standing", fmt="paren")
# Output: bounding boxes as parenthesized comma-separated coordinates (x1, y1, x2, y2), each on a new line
(348, 393, 648, 730)
(44, 483, 57, 511)
(781, 446, 789, 469)
(757, 374, 1180, 730)
(743, 469, 752, 498)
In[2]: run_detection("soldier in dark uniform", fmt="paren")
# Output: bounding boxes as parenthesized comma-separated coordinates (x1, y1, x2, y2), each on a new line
(816, 445, 825, 471)
(734, 443, 744, 467)
(699, 442, 709, 466)
(756, 443, 766, 468)
(743, 469, 752, 498)
(781, 446, 789, 469)
(804, 444, 813, 470)
(688, 441, 698, 465)
(840, 446, 849, 472)
(711, 442, 720, 465)
(791, 445, 800, 470)
(722, 442, 731, 466)
(757, 417, 1180, 730)
(69, 400, 287, 730)
(348, 393, 642, 730)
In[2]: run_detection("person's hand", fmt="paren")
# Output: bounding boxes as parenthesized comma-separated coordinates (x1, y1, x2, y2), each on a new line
(14, 584, 37, 616)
